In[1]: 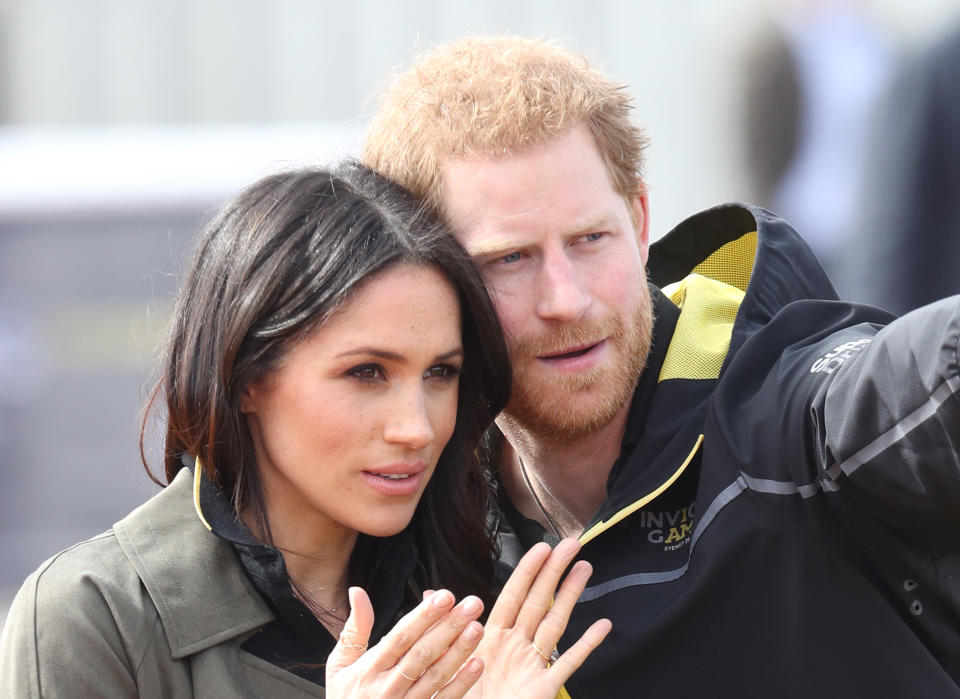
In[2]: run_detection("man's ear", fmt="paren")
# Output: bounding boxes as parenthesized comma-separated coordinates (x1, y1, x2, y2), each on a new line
(631, 192, 650, 265)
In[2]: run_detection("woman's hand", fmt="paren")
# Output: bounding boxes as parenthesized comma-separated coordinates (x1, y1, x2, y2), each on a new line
(325, 587, 485, 698)
(466, 538, 612, 698)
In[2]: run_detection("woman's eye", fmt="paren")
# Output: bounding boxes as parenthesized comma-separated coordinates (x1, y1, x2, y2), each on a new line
(347, 364, 385, 382)
(499, 251, 523, 264)
(424, 363, 460, 380)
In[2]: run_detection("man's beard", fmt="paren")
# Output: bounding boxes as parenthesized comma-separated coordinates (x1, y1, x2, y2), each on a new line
(499, 284, 654, 444)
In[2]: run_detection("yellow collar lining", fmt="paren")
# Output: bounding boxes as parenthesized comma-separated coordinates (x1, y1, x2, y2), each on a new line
(579, 434, 704, 546)
(192, 457, 214, 532)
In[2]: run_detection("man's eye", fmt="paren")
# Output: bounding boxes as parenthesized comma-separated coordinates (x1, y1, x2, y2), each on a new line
(582, 232, 605, 242)
(347, 364, 385, 382)
(500, 251, 523, 264)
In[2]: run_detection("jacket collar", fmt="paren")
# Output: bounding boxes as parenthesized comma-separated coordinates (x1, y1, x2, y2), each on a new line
(648, 202, 837, 356)
(112, 467, 274, 659)
(591, 204, 838, 521)
(614, 285, 680, 461)
(501, 205, 838, 547)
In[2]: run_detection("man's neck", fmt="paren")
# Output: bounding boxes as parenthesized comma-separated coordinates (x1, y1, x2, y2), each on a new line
(498, 405, 631, 539)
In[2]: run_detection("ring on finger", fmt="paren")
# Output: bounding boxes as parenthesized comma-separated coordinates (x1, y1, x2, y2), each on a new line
(398, 667, 420, 682)
(339, 633, 367, 652)
(532, 641, 555, 664)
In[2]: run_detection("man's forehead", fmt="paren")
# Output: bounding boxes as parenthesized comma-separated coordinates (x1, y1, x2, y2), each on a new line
(438, 132, 575, 203)
(437, 124, 640, 251)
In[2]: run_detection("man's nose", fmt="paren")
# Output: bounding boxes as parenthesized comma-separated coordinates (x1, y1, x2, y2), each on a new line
(535, 251, 590, 322)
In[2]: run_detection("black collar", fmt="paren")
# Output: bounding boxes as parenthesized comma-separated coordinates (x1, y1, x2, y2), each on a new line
(195, 467, 417, 684)
(607, 285, 681, 483)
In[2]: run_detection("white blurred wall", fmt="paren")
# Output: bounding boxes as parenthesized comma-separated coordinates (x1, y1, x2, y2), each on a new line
(3, 0, 957, 227)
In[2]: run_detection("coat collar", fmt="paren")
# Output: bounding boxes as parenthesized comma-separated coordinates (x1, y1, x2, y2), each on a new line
(112, 466, 274, 659)
(648, 202, 838, 354)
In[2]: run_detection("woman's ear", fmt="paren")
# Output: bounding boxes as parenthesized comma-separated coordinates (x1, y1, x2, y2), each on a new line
(239, 380, 260, 414)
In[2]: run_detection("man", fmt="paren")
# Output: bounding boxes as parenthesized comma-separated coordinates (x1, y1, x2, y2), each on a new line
(363, 36, 960, 697)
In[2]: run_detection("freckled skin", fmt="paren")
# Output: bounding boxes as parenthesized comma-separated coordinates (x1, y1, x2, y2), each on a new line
(241, 264, 463, 550)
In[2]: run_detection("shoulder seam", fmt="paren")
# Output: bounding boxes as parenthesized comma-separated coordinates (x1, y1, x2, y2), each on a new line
(31, 530, 118, 580)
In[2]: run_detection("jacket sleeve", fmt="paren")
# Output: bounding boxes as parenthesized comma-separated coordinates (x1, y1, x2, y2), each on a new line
(718, 294, 960, 542)
(0, 547, 140, 698)
(814, 294, 960, 540)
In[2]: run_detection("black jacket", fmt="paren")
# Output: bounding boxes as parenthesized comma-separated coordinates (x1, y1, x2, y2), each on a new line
(496, 204, 960, 697)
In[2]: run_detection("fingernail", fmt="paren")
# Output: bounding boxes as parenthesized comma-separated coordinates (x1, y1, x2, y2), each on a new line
(460, 596, 481, 615)
(431, 589, 453, 608)
(467, 657, 483, 673)
(463, 621, 482, 640)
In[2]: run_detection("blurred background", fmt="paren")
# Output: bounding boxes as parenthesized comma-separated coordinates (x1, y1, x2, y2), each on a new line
(2, 0, 959, 626)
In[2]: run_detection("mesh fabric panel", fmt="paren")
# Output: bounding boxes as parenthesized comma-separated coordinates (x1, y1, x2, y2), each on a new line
(659, 274, 745, 382)
(691, 231, 757, 292)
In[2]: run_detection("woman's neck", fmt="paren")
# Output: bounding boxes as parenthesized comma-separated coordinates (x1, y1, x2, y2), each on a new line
(279, 543, 354, 635)
(243, 505, 359, 630)
(275, 536, 355, 607)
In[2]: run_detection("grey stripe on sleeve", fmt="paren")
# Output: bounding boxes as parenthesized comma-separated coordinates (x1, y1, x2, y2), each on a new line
(825, 375, 960, 481)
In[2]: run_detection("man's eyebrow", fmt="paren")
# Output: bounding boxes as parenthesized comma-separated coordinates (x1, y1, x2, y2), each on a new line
(468, 212, 619, 258)
(469, 241, 526, 259)
(569, 212, 618, 232)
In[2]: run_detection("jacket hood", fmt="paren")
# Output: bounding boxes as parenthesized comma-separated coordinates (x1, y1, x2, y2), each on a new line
(647, 203, 838, 355)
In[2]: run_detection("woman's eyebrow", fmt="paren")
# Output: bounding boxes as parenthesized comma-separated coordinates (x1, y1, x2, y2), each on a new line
(434, 347, 464, 362)
(334, 346, 464, 362)
(335, 347, 405, 361)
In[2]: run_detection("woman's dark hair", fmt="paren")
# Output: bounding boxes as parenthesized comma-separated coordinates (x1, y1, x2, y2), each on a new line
(140, 161, 511, 608)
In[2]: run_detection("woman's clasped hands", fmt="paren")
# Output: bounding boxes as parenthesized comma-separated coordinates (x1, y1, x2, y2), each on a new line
(326, 538, 611, 698)
(326, 586, 486, 698)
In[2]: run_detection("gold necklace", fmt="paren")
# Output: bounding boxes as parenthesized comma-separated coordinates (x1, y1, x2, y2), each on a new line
(291, 579, 349, 625)
(273, 543, 350, 625)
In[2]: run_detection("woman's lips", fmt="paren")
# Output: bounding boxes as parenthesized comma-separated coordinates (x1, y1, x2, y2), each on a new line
(361, 462, 427, 497)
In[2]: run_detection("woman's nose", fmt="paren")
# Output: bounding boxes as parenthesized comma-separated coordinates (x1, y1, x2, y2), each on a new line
(382, 387, 435, 450)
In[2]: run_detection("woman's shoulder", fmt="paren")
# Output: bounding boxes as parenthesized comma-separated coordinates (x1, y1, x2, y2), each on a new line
(8, 524, 161, 656)
(0, 528, 158, 696)
(3, 474, 199, 663)
(25, 528, 144, 604)
(21, 472, 194, 617)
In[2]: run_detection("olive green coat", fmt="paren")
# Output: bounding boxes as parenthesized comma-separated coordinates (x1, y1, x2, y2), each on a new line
(0, 467, 326, 698)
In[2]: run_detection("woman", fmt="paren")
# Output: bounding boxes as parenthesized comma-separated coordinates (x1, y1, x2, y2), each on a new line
(0, 162, 609, 698)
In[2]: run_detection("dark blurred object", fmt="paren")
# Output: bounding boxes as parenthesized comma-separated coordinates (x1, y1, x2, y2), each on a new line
(845, 20, 960, 314)
(741, 1, 892, 278)
(741, 25, 803, 208)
